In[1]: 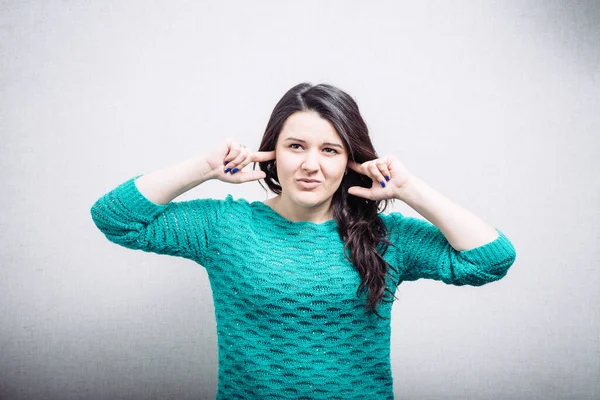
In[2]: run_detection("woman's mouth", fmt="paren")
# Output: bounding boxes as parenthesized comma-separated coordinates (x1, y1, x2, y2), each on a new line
(296, 179, 321, 189)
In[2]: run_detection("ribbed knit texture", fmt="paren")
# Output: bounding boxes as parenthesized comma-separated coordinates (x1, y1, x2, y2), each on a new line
(90, 175, 517, 399)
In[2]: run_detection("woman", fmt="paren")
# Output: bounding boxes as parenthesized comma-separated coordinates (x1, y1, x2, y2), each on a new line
(90, 82, 516, 399)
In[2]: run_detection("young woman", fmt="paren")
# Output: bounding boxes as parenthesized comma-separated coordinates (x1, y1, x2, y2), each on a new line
(90, 82, 516, 399)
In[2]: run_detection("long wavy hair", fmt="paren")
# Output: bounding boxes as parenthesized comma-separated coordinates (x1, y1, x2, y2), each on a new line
(255, 82, 400, 319)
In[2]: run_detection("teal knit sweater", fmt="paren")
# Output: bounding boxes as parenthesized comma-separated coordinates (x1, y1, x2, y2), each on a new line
(90, 175, 516, 399)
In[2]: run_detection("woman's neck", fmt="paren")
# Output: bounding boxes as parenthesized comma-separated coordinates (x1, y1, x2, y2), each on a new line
(265, 195, 333, 223)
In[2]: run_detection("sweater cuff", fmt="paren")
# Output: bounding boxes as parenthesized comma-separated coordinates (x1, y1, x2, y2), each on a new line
(458, 228, 517, 265)
(115, 175, 169, 222)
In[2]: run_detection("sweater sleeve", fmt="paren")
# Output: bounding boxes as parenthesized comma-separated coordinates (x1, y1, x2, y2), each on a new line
(385, 212, 517, 286)
(90, 175, 226, 266)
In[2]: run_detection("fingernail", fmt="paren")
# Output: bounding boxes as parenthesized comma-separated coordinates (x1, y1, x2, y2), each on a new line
(381, 181, 386, 188)
(231, 168, 239, 174)
(224, 161, 229, 166)
(224, 168, 231, 173)
(385, 176, 390, 181)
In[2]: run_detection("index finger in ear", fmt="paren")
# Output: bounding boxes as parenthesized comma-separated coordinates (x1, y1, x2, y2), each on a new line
(347, 160, 363, 172)
(252, 150, 276, 162)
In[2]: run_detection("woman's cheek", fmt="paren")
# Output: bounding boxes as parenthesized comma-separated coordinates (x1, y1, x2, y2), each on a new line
(326, 159, 346, 177)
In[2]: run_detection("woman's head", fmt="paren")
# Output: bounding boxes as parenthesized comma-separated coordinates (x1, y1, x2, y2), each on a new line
(257, 83, 399, 318)
(258, 83, 379, 201)
(268, 110, 348, 213)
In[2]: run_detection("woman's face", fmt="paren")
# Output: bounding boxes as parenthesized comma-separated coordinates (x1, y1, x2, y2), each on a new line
(274, 110, 348, 212)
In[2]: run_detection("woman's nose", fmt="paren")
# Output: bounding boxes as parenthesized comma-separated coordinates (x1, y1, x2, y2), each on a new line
(301, 151, 320, 172)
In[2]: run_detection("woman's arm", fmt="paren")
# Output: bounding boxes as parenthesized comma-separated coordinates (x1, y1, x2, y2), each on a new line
(348, 156, 504, 252)
(135, 139, 273, 204)
(394, 176, 499, 252)
(348, 155, 516, 285)
(134, 155, 214, 205)
(90, 140, 274, 264)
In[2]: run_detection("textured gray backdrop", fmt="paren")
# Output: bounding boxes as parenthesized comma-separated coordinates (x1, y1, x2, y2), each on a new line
(1, 0, 598, 399)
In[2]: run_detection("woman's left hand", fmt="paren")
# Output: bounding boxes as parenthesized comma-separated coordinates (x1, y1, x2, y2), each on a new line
(347, 155, 414, 201)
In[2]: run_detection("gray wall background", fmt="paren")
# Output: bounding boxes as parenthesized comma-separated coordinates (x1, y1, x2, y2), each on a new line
(1, 1, 598, 399)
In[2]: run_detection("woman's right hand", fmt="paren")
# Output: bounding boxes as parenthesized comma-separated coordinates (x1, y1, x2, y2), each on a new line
(203, 138, 276, 184)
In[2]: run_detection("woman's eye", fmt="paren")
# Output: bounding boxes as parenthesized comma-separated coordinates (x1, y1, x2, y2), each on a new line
(289, 144, 337, 154)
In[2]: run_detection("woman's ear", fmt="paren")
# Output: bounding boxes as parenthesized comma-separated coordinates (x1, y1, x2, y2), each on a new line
(267, 160, 279, 181)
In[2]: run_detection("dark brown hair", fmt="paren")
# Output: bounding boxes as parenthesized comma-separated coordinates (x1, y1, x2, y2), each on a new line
(255, 82, 399, 318)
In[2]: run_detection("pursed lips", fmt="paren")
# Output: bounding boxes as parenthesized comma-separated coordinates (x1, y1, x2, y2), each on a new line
(297, 179, 321, 183)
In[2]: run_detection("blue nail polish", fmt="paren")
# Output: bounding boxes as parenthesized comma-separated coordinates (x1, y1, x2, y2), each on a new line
(224, 161, 229, 166)
(224, 168, 231, 173)
(231, 168, 239, 174)
(381, 181, 386, 188)
(385, 176, 390, 181)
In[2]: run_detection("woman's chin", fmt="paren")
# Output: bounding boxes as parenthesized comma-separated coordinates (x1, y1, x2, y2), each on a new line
(290, 192, 328, 208)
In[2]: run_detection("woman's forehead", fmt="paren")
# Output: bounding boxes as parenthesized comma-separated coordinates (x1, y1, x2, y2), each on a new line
(279, 111, 341, 143)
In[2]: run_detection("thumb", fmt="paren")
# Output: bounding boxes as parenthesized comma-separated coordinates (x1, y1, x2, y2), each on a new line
(347, 186, 373, 200)
(347, 160, 363, 174)
(238, 170, 267, 183)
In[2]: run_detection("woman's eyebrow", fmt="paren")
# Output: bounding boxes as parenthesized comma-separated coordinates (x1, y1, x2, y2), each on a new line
(283, 137, 344, 149)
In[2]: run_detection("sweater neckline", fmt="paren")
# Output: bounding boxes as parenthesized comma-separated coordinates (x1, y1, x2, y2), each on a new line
(251, 200, 338, 230)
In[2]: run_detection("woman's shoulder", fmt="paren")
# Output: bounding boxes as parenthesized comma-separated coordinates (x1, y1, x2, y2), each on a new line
(188, 193, 252, 205)
(378, 211, 404, 226)
(201, 194, 267, 215)
(169, 194, 255, 219)
(378, 210, 430, 233)
(210, 195, 283, 231)
(182, 194, 276, 215)
(222, 194, 262, 209)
